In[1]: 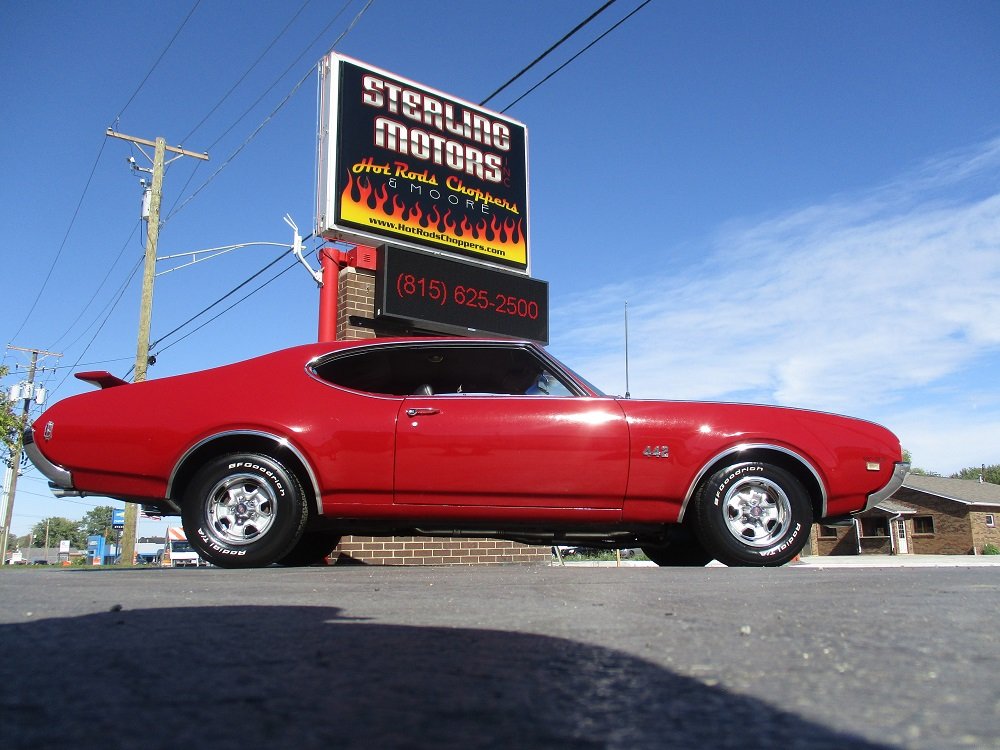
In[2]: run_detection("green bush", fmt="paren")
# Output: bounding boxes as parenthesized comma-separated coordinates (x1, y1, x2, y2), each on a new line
(982, 543, 999, 555)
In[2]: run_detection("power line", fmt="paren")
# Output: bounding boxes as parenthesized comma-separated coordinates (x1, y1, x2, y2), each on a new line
(150, 247, 296, 349)
(154, 0, 641, 358)
(155, 251, 308, 357)
(8, 137, 108, 346)
(44, 357, 135, 372)
(9, 0, 202, 348)
(114, 0, 203, 123)
(500, 0, 653, 113)
(48, 221, 140, 350)
(180, 0, 314, 145)
(48, 257, 143, 398)
(119, 0, 650, 364)
(480, 0, 618, 107)
(165, 0, 369, 223)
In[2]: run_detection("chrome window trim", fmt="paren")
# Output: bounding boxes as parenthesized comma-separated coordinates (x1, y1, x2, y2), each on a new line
(167, 430, 324, 516)
(678, 443, 828, 522)
(306, 339, 590, 398)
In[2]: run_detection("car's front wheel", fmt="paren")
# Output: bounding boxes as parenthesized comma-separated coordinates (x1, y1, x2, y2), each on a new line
(692, 461, 813, 567)
(182, 453, 308, 568)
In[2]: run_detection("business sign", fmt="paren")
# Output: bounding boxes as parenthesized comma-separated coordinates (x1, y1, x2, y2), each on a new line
(317, 54, 530, 271)
(377, 245, 548, 343)
(112, 508, 125, 529)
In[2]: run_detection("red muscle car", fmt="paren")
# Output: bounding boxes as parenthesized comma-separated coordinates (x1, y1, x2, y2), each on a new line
(24, 338, 907, 568)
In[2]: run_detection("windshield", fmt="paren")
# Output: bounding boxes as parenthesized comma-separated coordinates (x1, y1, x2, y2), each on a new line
(170, 540, 194, 553)
(562, 366, 606, 397)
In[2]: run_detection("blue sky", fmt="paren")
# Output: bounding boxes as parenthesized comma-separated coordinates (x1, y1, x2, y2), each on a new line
(2, 0, 998, 537)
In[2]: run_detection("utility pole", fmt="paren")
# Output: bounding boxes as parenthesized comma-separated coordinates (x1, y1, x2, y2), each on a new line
(106, 129, 208, 565)
(1, 346, 61, 558)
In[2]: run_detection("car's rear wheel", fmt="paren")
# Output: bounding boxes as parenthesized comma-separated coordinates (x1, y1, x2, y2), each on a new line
(276, 531, 343, 566)
(641, 526, 713, 566)
(182, 453, 308, 568)
(692, 461, 812, 567)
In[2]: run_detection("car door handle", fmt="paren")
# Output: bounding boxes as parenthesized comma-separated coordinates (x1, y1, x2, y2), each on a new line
(406, 407, 440, 417)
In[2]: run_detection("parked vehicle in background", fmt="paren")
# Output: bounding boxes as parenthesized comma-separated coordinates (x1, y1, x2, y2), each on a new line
(163, 527, 204, 568)
(24, 338, 907, 569)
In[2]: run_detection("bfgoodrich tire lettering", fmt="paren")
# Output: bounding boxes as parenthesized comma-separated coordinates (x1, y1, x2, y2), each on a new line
(693, 461, 813, 567)
(182, 453, 308, 568)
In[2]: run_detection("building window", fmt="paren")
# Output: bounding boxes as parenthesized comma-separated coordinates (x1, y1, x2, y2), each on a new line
(818, 525, 839, 539)
(914, 516, 935, 535)
(860, 518, 890, 537)
(986, 514, 996, 528)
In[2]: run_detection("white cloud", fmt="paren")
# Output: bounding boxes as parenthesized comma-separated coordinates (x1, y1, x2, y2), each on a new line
(549, 138, 1000, 472)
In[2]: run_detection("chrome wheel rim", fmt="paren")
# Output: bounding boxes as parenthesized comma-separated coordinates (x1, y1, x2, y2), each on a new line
(722, 477, 791, 547)
(204, 473, 277, 546)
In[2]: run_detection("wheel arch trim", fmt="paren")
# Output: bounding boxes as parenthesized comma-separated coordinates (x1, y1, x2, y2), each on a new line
(678, 443, 828, 522)
(167, 430, 324, 516)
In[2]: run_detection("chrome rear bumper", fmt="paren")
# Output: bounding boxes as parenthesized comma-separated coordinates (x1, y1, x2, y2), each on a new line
(22, 426, 78, 496)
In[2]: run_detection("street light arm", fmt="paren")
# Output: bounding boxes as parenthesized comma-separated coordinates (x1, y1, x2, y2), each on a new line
(284, 214, 323, 286)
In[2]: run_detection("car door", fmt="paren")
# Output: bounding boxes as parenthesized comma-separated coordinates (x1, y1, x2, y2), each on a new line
(394, 392, 629, 510)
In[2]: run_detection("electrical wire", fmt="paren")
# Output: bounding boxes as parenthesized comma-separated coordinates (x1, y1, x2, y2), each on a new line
(112, 0, 647, 367)
(165, 0, 320, 218)
(499, 0, 653, 113)
(47, 221, 140, 350)
(8, 137, 109, 347)
(164, 0, 370, 223)
(150, 246, 296, 350)
(180, 0, 314, 145)
(115, 1, 377, 364)
(10, 1, 200, 349)
(48, 258, 143, 398)
(154, 250, 308, 357)
(44, 357, 134, 372)
(480, 0, 618, 107)
(113, 0, 203, 123)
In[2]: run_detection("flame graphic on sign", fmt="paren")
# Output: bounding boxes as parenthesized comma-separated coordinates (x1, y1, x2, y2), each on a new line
(339, 172, 526, 266)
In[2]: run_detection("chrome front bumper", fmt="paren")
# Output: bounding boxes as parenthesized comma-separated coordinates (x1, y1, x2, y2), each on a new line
(862, 461, 910, 512)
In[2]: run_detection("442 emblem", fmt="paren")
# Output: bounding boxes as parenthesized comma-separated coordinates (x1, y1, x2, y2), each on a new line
(643, 445, 669, 458)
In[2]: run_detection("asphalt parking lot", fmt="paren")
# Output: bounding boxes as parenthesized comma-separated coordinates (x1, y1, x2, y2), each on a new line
(1, 562, 997, 750)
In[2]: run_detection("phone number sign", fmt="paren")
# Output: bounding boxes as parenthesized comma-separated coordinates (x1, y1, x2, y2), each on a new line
(376, 245, 548, 343)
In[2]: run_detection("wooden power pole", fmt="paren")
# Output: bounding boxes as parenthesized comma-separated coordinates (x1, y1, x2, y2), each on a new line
(1, 346, 61, 558)
(105, 129, 208, 565)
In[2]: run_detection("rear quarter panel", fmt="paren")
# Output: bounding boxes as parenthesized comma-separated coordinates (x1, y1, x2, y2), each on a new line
(32, 343, 398, 505)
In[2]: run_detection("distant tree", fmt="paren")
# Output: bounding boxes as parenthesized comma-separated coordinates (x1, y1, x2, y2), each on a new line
(81, 506, 116, 539)
(951, 464, 1000, 485)
(0, 365, 22, 460)
(901, 450, 940, 477)
(29, 517, 86, 549)
(4, 532, 21, 554)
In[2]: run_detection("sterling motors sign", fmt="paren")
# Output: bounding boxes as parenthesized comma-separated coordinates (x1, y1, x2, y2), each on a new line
(316, 54, 530, 271)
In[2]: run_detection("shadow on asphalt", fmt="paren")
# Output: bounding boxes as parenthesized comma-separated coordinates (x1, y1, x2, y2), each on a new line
(1, 605, 891, 750)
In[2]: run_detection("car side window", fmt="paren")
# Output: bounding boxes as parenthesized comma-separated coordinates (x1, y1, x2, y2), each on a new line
(312, 345, 580, 397)
(523, 370, 575, 397)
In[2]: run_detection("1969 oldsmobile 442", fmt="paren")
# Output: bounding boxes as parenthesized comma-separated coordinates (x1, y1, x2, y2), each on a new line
(24, 338, 907, 568)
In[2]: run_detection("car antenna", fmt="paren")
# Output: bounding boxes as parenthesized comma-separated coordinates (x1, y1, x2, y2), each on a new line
(624, 301, 631, 399)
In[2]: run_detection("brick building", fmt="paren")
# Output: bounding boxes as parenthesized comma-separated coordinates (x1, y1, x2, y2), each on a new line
(806, 474, 1000, 557)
